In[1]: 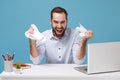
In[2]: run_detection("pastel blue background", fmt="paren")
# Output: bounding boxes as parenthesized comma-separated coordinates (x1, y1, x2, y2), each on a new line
(0, 0, 120, 73)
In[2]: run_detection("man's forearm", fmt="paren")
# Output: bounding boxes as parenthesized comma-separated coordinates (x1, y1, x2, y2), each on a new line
(76, 37, 87, 59)
(77, 30, 93, 60)
(29, 39, 39, 57)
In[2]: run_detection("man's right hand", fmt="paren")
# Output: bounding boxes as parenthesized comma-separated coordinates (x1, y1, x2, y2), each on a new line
(25, 24, 46, 41)
(27, 26, 34, 34)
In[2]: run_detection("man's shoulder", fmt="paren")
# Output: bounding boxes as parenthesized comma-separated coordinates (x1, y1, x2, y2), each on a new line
(66, 28, 79, 35)
(42, 29, 51, 34)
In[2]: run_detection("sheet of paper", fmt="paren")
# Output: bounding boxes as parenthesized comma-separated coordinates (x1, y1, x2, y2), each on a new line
(25, 24, 46, 42)
(76, 24, 87, 38)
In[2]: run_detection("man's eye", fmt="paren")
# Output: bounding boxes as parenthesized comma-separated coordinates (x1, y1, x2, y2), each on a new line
(54, 21, 58, 24)
(61, 21, 65, 24)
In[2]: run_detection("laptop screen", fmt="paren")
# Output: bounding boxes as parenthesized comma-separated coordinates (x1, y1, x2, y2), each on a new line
(87, 42, 120, 74)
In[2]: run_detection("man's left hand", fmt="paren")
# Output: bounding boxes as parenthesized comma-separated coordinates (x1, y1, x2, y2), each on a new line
(85, 30, 94, 39)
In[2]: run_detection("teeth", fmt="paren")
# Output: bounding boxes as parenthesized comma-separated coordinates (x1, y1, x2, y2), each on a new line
(57, 29, 61, 31)
(57, 30, 62, 32)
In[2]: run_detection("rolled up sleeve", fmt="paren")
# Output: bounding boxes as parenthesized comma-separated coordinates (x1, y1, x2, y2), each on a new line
(72, 34, 86, 65)
(30, 40, 46, 64)
(30, 54, 42, 64)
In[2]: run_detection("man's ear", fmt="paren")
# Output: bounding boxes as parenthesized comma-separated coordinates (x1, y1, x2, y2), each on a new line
(50, 19, 52, 24)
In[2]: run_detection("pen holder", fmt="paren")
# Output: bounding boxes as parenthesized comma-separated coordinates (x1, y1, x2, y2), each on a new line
(4, 61, 13, 72)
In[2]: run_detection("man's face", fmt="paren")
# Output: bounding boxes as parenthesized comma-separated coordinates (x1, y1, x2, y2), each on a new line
(50, 12, 67, 38)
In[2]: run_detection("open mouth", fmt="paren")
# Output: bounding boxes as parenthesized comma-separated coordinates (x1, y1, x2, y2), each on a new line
(57, 29, 62, 32)
(56, 29, 63, 34)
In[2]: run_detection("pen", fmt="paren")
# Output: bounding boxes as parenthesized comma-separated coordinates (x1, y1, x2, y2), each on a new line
(12, 54, 15, 60)
(7, 54, 12, 61)
(2, 55, 6, 61)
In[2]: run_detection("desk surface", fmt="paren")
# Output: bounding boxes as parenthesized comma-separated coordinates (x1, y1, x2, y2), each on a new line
(1, 64, 120, 80)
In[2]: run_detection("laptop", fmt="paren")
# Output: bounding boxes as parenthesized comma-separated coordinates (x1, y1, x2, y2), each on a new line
(74, 42, 120, 74)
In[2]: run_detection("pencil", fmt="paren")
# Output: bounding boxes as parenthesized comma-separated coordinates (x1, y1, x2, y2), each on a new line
(2, 55, 6, 61)
(12, 54, 15, 60)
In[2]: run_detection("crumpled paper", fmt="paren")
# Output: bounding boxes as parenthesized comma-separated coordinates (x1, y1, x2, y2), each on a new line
(76, 24, 87, 38)
(25, 24, 46, 42)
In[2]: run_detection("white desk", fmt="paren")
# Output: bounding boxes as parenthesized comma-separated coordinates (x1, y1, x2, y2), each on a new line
(0, 64, 120, 80)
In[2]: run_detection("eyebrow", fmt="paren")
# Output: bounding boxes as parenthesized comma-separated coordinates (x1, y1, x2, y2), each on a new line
(53, 20, 65, 23)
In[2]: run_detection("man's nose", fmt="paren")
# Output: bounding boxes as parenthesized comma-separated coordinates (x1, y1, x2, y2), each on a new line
(57, 23, 62, 28)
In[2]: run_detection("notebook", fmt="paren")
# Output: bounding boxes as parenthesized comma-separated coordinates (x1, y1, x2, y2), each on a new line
(74, 42, 120, 74)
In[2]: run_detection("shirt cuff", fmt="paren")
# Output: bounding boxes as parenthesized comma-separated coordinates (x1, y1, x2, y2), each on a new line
(74, 56, 85, 65)
(30, 55, 42, 64)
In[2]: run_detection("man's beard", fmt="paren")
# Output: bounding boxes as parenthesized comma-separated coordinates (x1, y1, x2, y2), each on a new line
(52, 26, 66, 38)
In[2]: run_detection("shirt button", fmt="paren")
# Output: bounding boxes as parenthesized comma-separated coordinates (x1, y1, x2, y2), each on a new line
(59, 56, 61, 58)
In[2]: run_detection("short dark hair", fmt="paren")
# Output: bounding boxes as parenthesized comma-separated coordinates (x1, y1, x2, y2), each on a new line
(51, 7, 68, 20)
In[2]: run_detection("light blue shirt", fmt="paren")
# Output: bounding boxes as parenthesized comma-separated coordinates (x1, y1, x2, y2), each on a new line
(30, 28, 85, 64)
